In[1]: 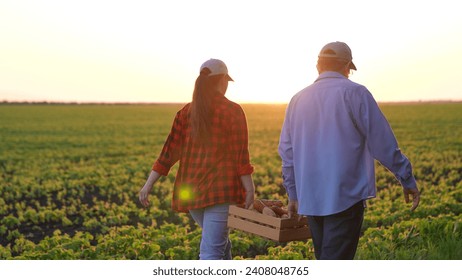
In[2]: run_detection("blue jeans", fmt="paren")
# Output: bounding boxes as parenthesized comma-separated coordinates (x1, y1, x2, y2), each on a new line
(189, 203, 232, 260)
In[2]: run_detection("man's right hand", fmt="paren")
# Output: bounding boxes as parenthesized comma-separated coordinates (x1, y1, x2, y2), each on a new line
(288, 200, 299, 219)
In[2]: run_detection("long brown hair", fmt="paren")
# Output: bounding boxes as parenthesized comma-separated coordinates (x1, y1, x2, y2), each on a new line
(189, 67, 224, 142)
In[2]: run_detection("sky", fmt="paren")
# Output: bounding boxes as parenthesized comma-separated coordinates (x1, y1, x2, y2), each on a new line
(1, 0, 462, 104)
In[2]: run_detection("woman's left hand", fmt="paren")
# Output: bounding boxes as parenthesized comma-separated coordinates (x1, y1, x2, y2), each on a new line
(139, 184, 153, 207)
(139, 171, 162, 208)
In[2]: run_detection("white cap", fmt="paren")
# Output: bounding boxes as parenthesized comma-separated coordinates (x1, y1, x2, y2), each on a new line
(200, 59, 234, 81)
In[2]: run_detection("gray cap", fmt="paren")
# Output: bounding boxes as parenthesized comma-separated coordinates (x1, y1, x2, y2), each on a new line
(318, 41, 357, 70)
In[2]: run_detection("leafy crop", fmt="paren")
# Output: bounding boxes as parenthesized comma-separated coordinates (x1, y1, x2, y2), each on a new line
(0, 102, 460, 259)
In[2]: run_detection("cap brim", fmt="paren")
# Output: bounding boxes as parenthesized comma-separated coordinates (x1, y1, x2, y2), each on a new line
(349, 61, 357, 70)
(226, 74, 234, 81)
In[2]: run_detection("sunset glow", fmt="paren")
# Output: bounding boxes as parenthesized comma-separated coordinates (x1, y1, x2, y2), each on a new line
(1, 0, 461, 104)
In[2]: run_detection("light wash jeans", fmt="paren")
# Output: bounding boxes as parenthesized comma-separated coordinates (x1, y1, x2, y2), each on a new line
(189, 203, 232, 260)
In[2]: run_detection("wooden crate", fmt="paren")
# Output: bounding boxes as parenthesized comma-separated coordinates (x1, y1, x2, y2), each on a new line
(227, 205, 311, 242)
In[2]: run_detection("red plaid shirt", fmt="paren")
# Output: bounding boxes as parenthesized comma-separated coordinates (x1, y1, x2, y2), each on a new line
(152, 95, 254, 212)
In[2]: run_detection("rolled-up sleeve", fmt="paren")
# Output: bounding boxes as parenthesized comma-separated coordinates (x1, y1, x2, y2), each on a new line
(152, 111, 183, 176)
(232, 107, 254, 175)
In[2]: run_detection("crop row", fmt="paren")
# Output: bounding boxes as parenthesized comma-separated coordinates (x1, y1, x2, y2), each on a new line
(0, 103, 460, 259)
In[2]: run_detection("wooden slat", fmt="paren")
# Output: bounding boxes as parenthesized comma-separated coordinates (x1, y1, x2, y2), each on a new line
(228, 205, 283, 227)
(227, 205, 311, 242)
(279, 227, 311, 242)
(279, 216, 308, 228)
(229, 205, 308, 228)
(228, 215, 281, 241)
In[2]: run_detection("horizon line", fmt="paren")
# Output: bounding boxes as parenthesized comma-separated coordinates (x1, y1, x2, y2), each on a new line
(1, 99, 462, 106)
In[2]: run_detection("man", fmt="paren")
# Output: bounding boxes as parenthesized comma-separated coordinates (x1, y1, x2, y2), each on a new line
(278, 41, 420, 260)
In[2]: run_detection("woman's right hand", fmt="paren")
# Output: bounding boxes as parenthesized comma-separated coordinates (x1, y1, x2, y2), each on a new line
(244, 189, 255, 209)
(240, 174, 255, 209)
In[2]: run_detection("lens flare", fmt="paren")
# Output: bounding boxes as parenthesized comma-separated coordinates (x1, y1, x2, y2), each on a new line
(179, 185, 193, 201)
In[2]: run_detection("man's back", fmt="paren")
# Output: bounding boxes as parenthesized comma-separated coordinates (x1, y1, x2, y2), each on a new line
(279, 71, 377, 215)
(278, 41, 419, 259)
(279, 70, 417, 216)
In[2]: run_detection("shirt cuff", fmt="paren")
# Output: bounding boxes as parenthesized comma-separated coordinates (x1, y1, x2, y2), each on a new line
(237, 164, 254, 176)
(400, 173, 417, 189)
(152, 161, 170, 176)
(282, 166, 297, 201)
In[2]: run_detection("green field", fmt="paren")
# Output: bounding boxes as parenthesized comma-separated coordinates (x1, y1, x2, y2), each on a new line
(0, 102, 461, 259)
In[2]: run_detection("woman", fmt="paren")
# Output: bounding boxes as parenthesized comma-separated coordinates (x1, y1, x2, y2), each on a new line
(139, 59, 255, 260)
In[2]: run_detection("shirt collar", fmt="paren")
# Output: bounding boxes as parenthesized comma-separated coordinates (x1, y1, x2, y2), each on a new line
(314, 71, 347, 83)
(212, 93, 227, 102)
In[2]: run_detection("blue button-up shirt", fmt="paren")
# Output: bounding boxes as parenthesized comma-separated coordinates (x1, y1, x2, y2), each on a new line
(278, 71, 417, 216)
